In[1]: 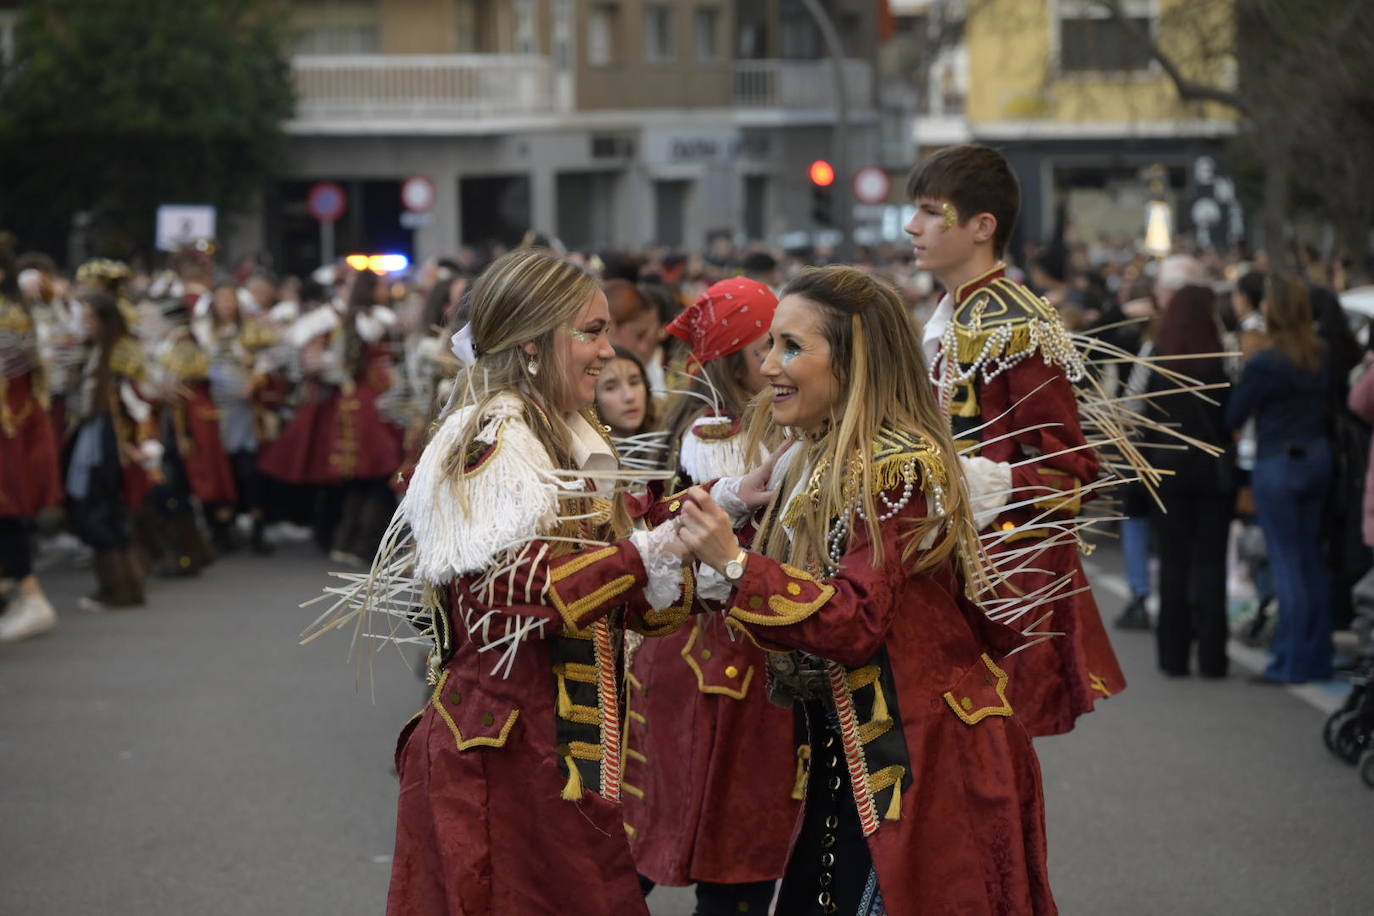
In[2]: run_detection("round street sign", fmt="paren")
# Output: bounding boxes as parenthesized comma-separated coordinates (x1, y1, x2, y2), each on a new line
(852, 166, 891, 205)
(401, 175, 437, 213)
(307, 182, 346, 223)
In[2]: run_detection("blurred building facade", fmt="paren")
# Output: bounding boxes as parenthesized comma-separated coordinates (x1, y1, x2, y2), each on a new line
(888, 0, 1239, 251)
(262, 0, 882, 270)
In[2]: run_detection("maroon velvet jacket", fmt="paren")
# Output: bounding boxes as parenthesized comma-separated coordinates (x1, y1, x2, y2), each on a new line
(388, 538, 692, 915)
(933, 263, 1126, 736)
(0, 360, 61, 518)
(259, 341, 403, 485)
(724, 481, 1057, 914)
(622, 473, 801, 886)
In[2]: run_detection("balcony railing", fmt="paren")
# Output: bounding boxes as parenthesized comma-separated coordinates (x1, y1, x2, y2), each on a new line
(291, 54, 556, 125)
(734, 59, 874, 111)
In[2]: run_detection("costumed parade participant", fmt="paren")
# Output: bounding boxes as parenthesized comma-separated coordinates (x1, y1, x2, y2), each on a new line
(672, 266, 1055, 915)
(605, 279, 669, 397)
(146, 295, 234, 573)
(259, 268, 403, 564)
(65, 286, 153, 611)
(621, 277, 799, 915)
(305, 248, 740, 915)
(0, 247, 63, 641)
(593, 345, 665, 470)
(198, 282, 284, 554)
(905, 145, 1127, 736)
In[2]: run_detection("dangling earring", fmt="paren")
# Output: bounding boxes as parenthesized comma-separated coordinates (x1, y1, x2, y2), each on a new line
(526, 357, 539, 377)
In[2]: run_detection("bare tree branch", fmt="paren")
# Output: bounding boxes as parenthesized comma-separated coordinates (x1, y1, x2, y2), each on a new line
(1087, 0, 1250, 115)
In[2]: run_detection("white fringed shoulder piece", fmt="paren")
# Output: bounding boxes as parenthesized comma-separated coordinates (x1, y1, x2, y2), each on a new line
(403, 393, 563, 584)
(678, 414, 749, 484)
(286, 306, 339, 349)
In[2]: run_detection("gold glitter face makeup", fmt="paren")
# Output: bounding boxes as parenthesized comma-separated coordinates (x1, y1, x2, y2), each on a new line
(941, 202, 959, 231)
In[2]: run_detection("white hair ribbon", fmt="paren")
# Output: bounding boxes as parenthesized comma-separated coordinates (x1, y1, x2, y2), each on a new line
(451, 323, 478, 367)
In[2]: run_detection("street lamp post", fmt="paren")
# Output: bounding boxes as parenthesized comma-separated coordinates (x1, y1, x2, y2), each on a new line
(799, 0, 853, 262)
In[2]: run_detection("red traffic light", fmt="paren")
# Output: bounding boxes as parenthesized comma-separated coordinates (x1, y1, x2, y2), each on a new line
(809, 160, 836, 187)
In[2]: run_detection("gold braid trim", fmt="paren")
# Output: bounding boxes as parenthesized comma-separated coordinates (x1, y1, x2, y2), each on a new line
(0, 298, 33, 333)
(238, 319, 277, 350)
(553, 662, 602, 725)
(634, 566, 693, 637)
(109, 336, 146, 381)
(942, 654, 1014, 725)
(729, 562, 834, 627)
(161, 339, 211, 380)
(868, 765, 907, 821)
(949, 278, 1085, 380)
(430, 670, 521, 750)
(547, 545, 635, 631)
(845, 665, 895, 746)
(680, 621, 755, 700)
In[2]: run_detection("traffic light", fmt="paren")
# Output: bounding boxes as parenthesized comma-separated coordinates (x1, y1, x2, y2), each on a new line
(809, 159, 835, 227)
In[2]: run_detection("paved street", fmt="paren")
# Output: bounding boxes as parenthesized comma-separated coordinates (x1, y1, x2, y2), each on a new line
(1, 543, 1369, 915)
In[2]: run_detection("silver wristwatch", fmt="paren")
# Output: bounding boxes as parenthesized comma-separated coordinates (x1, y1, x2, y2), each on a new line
(723, 548, 749, 585)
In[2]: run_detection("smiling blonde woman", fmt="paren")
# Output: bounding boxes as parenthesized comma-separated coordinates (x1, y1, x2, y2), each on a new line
(311, 248, 693, 916)
(675, 266, 1056, 915)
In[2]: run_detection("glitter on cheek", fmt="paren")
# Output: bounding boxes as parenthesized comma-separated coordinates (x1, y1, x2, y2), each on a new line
(941, 202, 959, 231)
(782, 347, 801, 365)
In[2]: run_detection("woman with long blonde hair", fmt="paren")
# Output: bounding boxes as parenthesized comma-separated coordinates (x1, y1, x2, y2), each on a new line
(676, 266, 1055, 914)
(312, 248, 705, 915)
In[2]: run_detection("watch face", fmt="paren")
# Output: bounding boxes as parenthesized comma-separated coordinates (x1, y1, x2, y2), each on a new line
(725, 560, 744, 581)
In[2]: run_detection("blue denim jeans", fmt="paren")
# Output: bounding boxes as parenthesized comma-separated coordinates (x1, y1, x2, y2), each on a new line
(1122, 515, 1152, 598)
(1252, 438, 1333, 682)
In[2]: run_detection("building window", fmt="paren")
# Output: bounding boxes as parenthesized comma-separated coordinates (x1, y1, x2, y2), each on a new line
(514, 0, 537, 55)
(644, 4, 674, 63)
(1057, 0, 1155, 73)
(291, 0, 381, 55)
(588, 3, 618, 66)
(553, 0, 574, 68)
(779, 2, 820, 59)
(455, 0, 478, 52)
(695, 7, 721, 62)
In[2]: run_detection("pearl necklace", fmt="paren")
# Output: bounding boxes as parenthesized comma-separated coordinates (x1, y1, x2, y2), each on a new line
(822, 457, 944, 575)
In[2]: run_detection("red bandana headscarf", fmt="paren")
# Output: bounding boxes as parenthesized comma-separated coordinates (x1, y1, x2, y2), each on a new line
(666, 277, 778, 364)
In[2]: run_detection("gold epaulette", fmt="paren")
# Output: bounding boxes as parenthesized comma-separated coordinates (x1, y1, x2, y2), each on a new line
(117, 298, 141, 331)
(870, 428, 944, 488)
(109, 336, 146, 381)
(690, 414, 741, 442)
(238, 319, 277, 350)
(782, 428, 946, 528)
(0, 298, 33, 334)
(947, 277, 1083, 381)
(161, 339, 211, 380)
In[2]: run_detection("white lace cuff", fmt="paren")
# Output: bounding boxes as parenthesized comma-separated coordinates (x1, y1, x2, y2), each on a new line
(630, 523, 684, 611)
(696, 562, 732, 604)
(960, 455, 1014, 530)
(711, 477, 752, 528)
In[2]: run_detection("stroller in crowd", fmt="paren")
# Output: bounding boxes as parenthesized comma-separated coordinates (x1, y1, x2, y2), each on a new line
(1323, 571, 1374, 788)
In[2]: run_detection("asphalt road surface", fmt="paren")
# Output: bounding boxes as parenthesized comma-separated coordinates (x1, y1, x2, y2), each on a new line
(1, 543, 1368, 915)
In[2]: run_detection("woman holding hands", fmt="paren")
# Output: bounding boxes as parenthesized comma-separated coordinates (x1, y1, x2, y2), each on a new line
(673, 266, 1055, 915)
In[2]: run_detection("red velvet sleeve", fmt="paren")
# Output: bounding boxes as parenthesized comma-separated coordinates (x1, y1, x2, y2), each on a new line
(1001, 357, 1099, 517)
(454, 537, 692, 636)
(724, 490, 933, 667)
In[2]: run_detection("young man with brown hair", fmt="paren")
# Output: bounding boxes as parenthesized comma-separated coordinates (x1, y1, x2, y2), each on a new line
(905, 143, 1127, 736)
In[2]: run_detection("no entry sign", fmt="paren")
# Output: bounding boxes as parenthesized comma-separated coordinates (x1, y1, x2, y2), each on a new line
(307, 182, 347, 223)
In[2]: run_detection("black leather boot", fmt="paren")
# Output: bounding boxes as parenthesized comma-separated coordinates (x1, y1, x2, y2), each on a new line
(1114, 595, 1151, 630)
